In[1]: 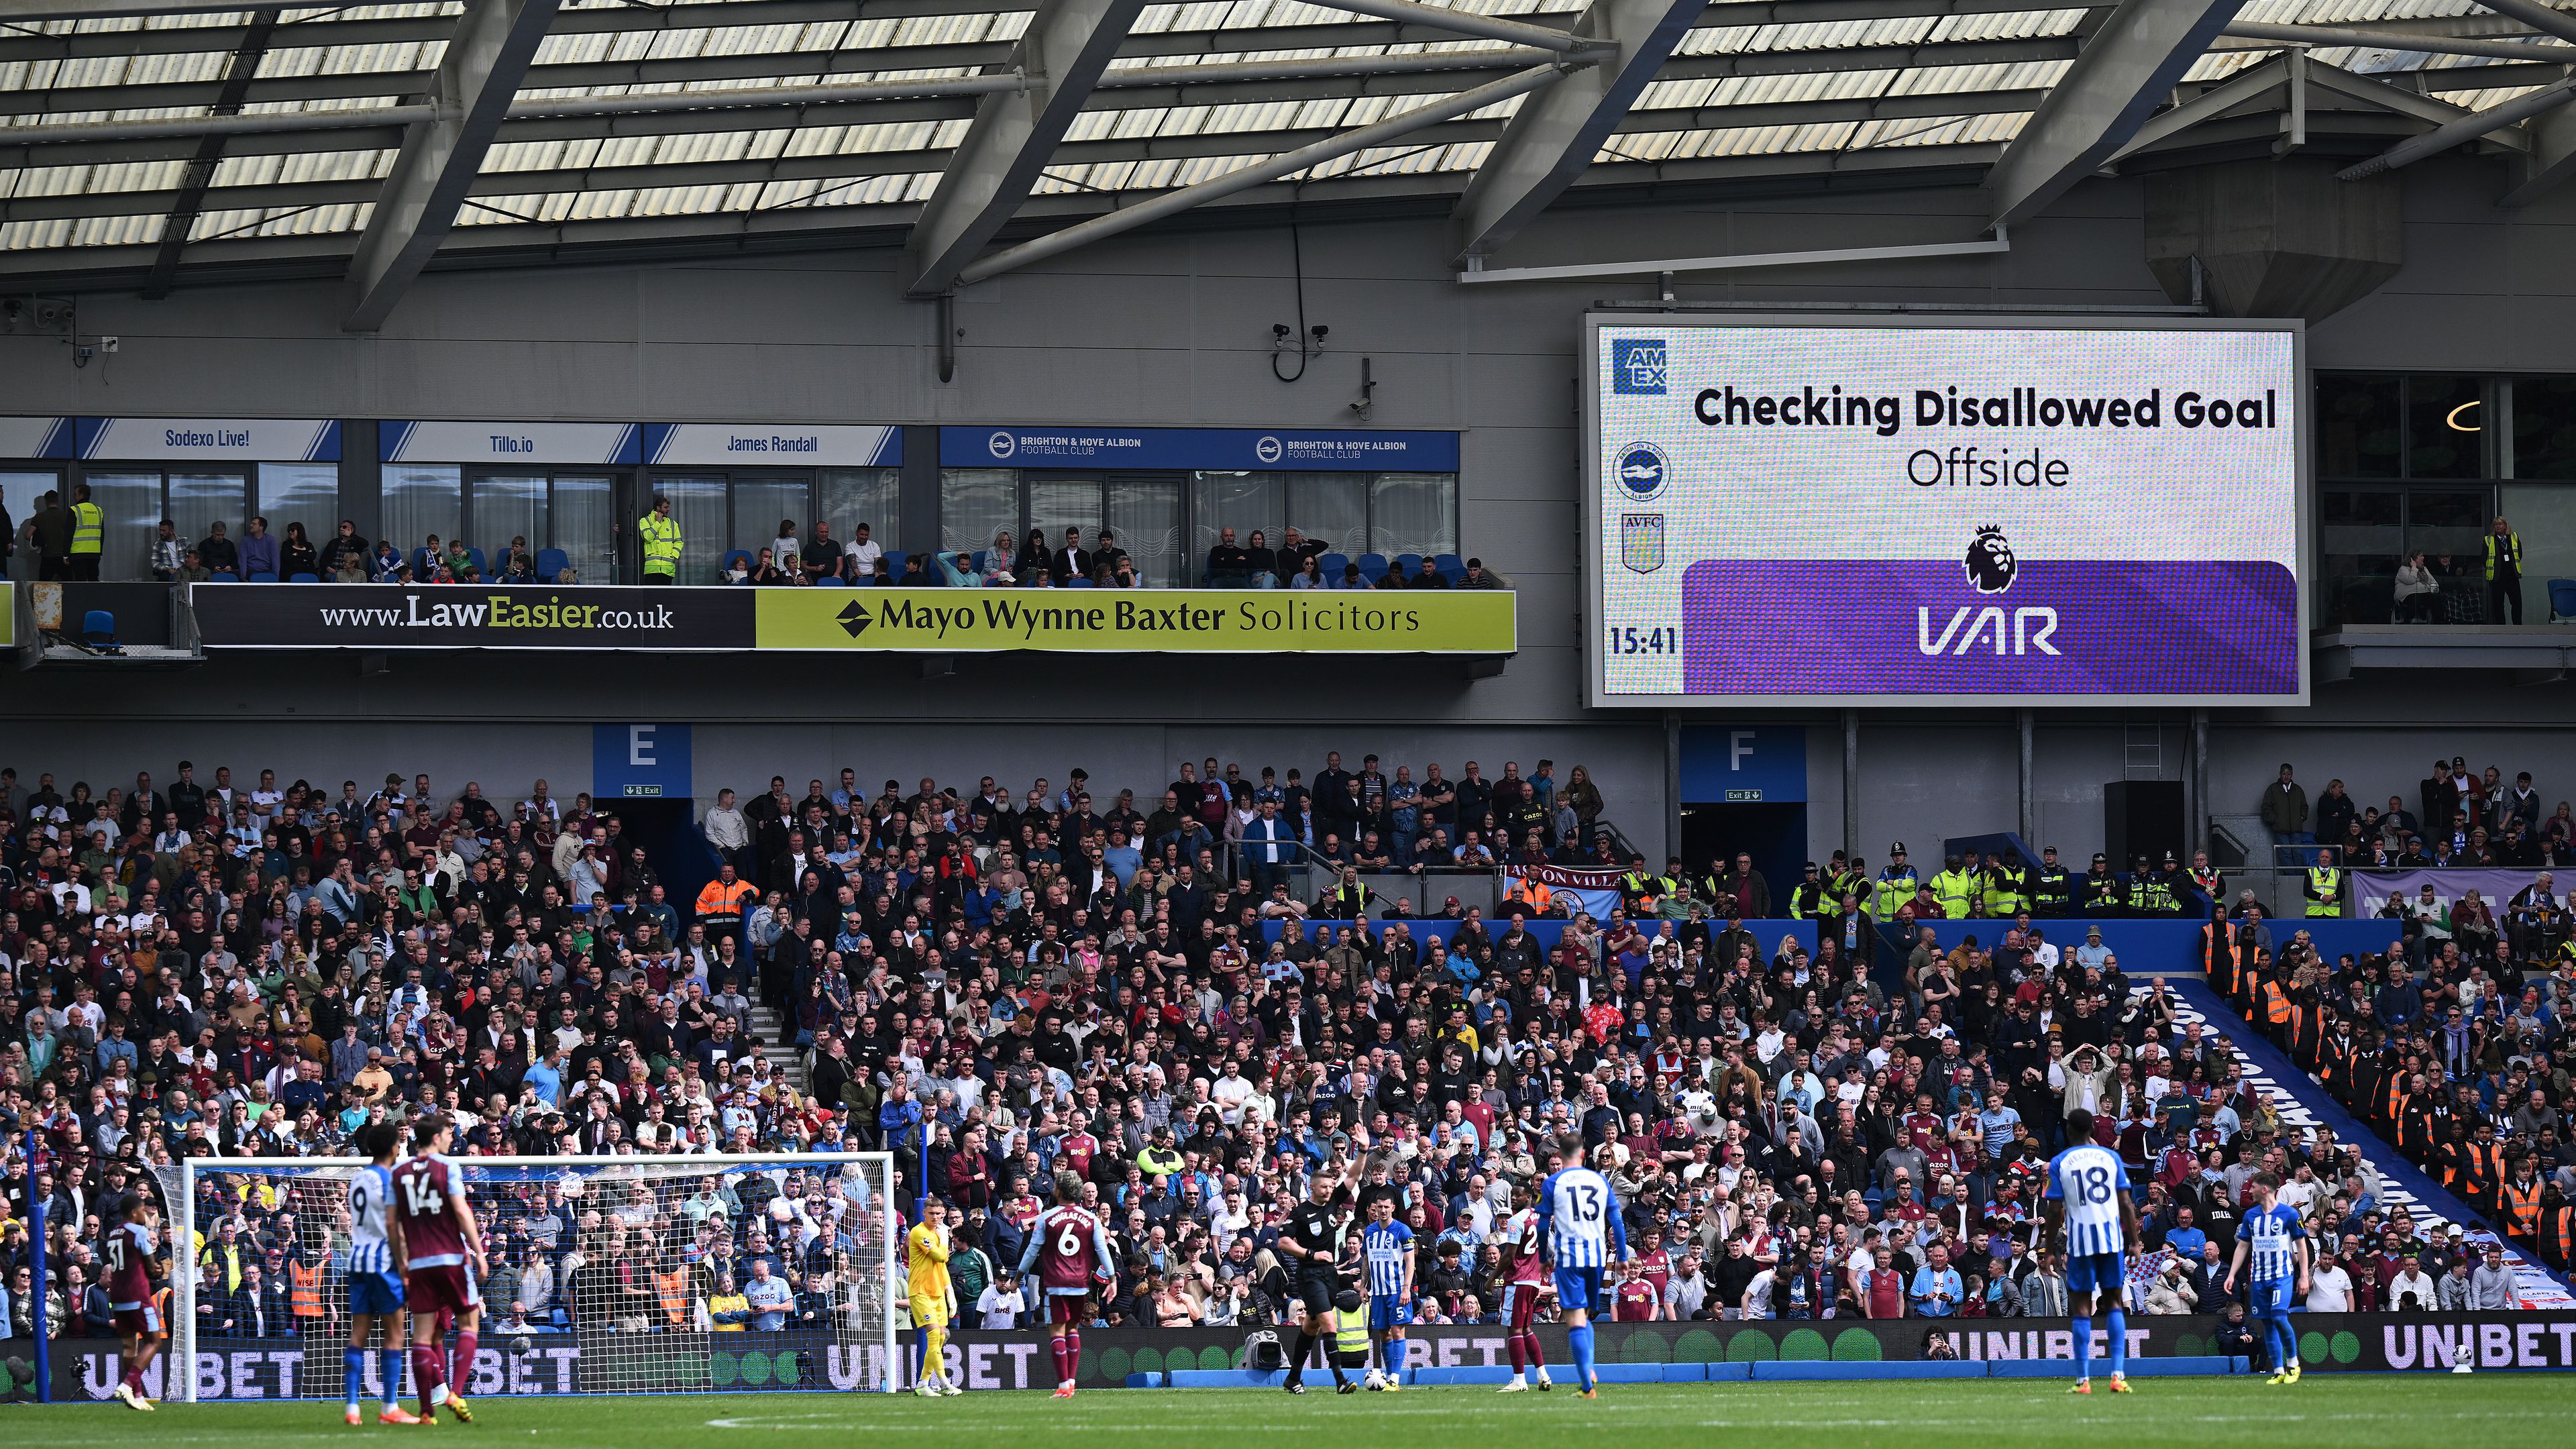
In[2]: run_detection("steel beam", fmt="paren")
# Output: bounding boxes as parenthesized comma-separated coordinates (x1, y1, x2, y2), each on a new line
(341, 0, 561, 332)
(902, 0, 1146, 297)
(1450, 0, 1708, 262)
(1984, 0, 2247, 227)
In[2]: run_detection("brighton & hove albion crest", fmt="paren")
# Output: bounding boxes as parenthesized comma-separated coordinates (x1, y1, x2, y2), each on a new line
(1620, 514, 1665, 574)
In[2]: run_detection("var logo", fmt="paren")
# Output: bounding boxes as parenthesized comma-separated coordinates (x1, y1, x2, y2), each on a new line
(1611, 338, 1667, 395)
(1917, 606, 2061, 656)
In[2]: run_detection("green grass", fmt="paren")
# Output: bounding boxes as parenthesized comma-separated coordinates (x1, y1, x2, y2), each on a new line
(13, 1378, 2573, 1449)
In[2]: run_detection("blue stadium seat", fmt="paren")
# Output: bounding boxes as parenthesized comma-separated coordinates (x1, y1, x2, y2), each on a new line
(1357, 552, 1389, 582)
(721, 549, 753, 581)
(815, 574, 849, 587)
(1393, 553, 1423, 580)
(464, 547, 487, 576)
(2551, 578, 2576, 623)
(971, 549, 987, 574)
(884, 550, 908, 578)
(535, 548, 570, 581)
(1068, 577, 1096, 588)
(1434, 551, 1464, 576)
(206, 572, 235, 582)
(288, 572, 319, 584)
(1319, 551, 1350, 580)
(246, 571, 278, 583)
(82, 610, 119, 651)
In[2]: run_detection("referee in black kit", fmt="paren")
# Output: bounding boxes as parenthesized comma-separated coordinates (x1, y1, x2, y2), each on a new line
(1279, 1168, 1357, 1393)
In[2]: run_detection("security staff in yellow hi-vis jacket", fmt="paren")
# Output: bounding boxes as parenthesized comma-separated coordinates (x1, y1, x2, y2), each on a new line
(638, 494, 682, 584)
(2485, 516, 2524, 625)
(2304, 848, 2344, 918)
(68, 482, 105, 580)
(1871, 844, 1919, 922)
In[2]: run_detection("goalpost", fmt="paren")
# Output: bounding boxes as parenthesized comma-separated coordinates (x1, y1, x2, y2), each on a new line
(155, 1152, 899, 1403)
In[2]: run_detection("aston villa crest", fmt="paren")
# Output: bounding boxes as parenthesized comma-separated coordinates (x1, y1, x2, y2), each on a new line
(1621, 513, 1665, 574)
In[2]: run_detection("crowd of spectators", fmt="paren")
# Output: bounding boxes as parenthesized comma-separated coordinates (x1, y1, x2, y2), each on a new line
(0, 745, 2565, 1362)
(2257, 758, 2576, 870)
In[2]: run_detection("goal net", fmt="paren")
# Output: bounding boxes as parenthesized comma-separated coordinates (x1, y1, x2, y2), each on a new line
(146, 1153, 897, 1403)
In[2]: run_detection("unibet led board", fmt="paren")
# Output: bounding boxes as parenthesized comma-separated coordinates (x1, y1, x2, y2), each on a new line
(1585, 315, 2306, 708)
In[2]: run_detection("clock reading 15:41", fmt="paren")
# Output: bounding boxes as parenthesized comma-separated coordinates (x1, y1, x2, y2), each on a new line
(1607, 625, 1677, 656)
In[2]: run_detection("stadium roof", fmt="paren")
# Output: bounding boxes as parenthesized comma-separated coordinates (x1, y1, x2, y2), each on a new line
(2, 0, 2573, 321)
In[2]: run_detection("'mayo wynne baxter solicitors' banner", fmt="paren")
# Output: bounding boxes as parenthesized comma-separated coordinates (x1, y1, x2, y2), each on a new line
(1587, 315, 2306, 707)
(757, 588, 1513, 652)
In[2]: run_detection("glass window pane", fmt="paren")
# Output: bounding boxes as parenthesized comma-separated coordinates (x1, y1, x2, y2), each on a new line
(1370, 473, 1458, 558)
(382, 466, 463, 576)
(1026, 479, 1104, 567)
(553, 476, 614, 584)
(2315, 374, 2400, 478)
(942, 470, 1018, 561)
(2407, 375, 2485, 479)
(85, 472, 160, 583)
(2408, 488, 2491, 566)
(733, 476, 810, 564)
(2500, 482, 2576, 610)
(0, 473, 56, 580)
(2318, 488, 2402, 627)
(256, 464, 337, 551)
(1191, 472, 1284, 578)
(819, 469, 899, 554)
(471, 474, 545, 574)
(1107, 480, 1183, 587)
(169, 472, 249, 569)
(1289, 474, 1367, 559)
(653, 476, 727, 586)
(2510, 377, 2576, 479)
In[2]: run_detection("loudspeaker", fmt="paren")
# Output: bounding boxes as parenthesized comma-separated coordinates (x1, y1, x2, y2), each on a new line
(2103, 780, 2186, 867)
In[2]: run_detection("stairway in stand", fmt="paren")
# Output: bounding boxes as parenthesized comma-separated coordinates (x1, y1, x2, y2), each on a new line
(748, 1004, 809, 1093)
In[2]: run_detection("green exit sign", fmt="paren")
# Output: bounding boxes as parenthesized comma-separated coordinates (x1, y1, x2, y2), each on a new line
(1725, 788, 1764, 802)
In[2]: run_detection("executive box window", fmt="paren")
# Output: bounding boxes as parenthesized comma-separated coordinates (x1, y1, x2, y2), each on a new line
(2316, 371, 2576, 625)
(940, 469, 1455, 587)
(644, 468, 900, 582)
(79, 462, 337, 580)
(383, 466, 619, 582)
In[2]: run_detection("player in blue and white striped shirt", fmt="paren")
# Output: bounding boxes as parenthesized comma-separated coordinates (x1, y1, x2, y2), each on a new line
(2224, 1171, 2311, 1385)
(343, 1123, 419, 1425)
(2043, 1110, 2141, 1396)
(1359, 1197, 1415, 1391)
(1536, 1132, 1627, 1398)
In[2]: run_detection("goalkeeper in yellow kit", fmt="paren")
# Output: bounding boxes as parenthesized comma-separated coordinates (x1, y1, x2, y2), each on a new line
(908, 1199, 962, 1397)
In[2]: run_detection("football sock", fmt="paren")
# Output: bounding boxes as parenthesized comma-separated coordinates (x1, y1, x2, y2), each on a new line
(451, 1328, 478, 1395)
(1051, 1336, 1069, 1383)
(380, 1348, 405, 1408)
(1287, 1329, 1311, 1387)
(2071, 1315, 2093, 1381)
(2275, 1313, 2298, 1367)
(2263, 1318, 2285, 1371)
(1568, 1323, 1595, 1389)
(1508, 1331, 1526, 1374)
(1524, 1330, 1546, 1369)
(2105, 1307, 2127, 1378)
(925, 1326, 947, 1385)
(1066, 1330, 1081, 1383)
(345, 1348, 366, 1408)
(413, 1345, 446, 1411)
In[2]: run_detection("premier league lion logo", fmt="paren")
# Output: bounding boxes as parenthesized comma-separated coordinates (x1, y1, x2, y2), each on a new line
(1964, 524, 2016, 594)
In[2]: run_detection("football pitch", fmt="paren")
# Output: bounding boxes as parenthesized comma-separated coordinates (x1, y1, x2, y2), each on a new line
(14, 1378, 2571, 1449)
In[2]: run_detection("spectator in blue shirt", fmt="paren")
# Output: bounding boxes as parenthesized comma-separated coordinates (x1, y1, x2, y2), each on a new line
(523, 1044, 564, 1109)
(1909, 1242, 1962, 1318)
(743, 1258, 794, 1330)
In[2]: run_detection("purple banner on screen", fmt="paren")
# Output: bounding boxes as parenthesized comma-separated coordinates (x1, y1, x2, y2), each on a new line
(1679, 559, 2298, 695)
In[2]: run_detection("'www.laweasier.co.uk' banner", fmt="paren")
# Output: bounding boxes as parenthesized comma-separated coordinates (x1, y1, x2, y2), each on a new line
(191, 584, 755, 649)
(754, 588, 1515, 653)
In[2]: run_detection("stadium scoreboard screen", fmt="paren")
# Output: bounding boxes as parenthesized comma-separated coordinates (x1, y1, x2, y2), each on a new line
(1584, 315, 2307, 708)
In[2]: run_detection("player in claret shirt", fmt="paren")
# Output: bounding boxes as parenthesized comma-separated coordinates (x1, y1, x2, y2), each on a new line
(103, 1192, 165, 1411)
(390, 1114, 490, 1424)
(1496, 1181, 1554, 1393)
(1019, 1171, 1116, 1399)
